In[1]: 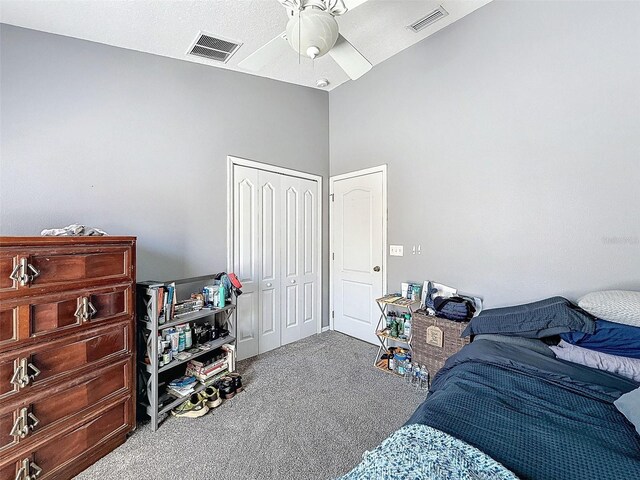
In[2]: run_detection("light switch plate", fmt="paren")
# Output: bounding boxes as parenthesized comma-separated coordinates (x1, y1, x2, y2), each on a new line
(390, 245, 403, 256)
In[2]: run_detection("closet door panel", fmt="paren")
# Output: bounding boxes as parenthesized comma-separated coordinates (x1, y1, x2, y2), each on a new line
(281, 179, 300, 346)
(300, 179, 319, 339)
(233, 166, 260, 360)
(258, 171, 281, 354)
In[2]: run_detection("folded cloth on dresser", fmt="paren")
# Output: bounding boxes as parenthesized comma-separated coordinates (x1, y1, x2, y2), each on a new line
(338, 423, 517, 480)
(41, 224, 107, 236)
(406, 339, 640, 480)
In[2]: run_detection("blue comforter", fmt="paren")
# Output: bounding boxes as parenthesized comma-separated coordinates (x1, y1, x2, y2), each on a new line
(406, 339, 640, 480)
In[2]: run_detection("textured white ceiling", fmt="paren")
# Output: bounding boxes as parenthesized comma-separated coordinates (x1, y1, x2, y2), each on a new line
(0, 0, 491, 90)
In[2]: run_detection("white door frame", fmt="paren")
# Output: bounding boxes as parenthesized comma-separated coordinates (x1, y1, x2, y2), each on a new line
(227, 155, 324, 337)
(329, 165, 388, 331)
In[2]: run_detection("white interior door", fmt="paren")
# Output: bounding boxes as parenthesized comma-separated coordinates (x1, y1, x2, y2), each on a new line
(257, 170, 282, 354)
(281, 176, 319, 346)
(233, 165, 260, 358)
(299, 178, 319, 340)
(332, 170, 384, 344)
(233, 161, 319, 359)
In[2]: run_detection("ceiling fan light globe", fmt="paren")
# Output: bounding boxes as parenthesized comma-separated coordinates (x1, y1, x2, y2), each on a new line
(285, 9, 339, 59)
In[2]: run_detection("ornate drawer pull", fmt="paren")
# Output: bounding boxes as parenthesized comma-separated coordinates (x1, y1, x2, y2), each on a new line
(74, 297, 98, 322)
(9, 408, 40, 439)
(86, 299, 98, 319)
(10, 415, 27, 438)
(9, 359, 40, 389)
(9, 264, 22, 283)
(10, 361, 26, 388)
(8, 258, 40, 287)
(15, 459, 42, 480)
(26, 361, 40, 383)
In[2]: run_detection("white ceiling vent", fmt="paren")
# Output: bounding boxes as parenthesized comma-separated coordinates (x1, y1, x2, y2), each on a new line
(187, 33, 242, 63)
(407, 6, 449, 33)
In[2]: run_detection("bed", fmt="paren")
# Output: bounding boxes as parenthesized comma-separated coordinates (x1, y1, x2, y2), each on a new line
(341, 336, 640, 479)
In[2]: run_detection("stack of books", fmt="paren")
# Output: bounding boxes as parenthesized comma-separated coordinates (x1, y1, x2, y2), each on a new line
(167, 376, 197, 398)
(185, 358, 228, 383)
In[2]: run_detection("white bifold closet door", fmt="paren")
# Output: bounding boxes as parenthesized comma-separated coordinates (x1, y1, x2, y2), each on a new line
(233, 165, 318, 360)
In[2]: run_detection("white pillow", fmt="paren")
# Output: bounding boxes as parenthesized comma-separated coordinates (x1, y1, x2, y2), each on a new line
(615, 387, 640, 436)
(578, 290, 640, 326)
(550, 340, 640, 382)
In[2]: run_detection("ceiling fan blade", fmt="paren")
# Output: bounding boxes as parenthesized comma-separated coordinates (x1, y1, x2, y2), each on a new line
(238, 32, 289, 72)
(343, 0, 369, 11)
(328, 34, 372, 80)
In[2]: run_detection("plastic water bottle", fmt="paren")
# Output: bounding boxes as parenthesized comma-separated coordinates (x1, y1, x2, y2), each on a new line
(412, 364, 421, 388)
(178, 330, 186, 352)
(420, 365, 430, 391)
(218, 283, 226, 308)
(404, 316, 412, 339)
(184, 324, 192, 349)
(404, 362, 413, 383)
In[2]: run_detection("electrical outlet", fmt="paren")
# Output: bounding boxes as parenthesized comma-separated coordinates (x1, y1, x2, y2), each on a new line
(390, 245, 403, 257)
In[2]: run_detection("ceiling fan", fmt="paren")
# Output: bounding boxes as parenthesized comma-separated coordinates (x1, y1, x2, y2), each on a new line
(238, 0, 372, 81)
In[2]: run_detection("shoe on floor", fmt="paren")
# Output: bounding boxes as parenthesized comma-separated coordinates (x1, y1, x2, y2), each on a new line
(171, 393, 209, 418)
(215, 376, 236, 399)
(229, 372, 243, 392)
(200, 386, 222, 408)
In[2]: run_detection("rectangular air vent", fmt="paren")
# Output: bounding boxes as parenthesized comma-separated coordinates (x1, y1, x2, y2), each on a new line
(187, 33, 242, 63)
(407, 6, 449, 33)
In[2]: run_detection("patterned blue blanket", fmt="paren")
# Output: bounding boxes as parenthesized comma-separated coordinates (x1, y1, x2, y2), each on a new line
(339, 423, 518, 480)
(407, 340, 640, 480)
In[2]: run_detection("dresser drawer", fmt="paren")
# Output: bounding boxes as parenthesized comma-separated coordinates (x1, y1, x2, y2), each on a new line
(0, 284, 132, 352)
(0, 359, 131, 455)
(0, 322, 131, 402)
(0, 252, 17, 297)
(2, 398, 131, 480)
(0, 244, 134, 300)
(0, 410, 17, 451)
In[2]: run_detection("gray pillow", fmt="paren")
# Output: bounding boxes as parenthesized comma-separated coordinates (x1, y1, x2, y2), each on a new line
(461, 297, 595, 339)
(578, 290, 640, 327)
(474, 334, 555, 357)
(614, 387, 640, 436)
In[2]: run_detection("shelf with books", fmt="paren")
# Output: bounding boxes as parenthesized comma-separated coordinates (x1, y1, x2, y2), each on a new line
(138, 335, 236, 374)
(136, 274, 238, 431)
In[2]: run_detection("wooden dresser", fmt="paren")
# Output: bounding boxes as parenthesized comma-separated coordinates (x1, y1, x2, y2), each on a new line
(0, 236, 136, 480)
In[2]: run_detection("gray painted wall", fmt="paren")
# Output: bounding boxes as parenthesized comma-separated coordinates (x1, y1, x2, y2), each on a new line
(330, 0, 640, 308)
(0, 25, 331, 325)
(2, 0, 639, 326)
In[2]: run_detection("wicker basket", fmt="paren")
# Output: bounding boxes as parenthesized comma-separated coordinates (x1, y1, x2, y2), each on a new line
(411, 310, 470, 377)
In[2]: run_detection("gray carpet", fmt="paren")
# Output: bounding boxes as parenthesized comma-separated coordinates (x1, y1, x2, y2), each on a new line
(76, 331, 426, 479)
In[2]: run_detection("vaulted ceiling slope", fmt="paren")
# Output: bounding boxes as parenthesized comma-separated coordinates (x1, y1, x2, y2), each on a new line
(0, 0, 491, 90)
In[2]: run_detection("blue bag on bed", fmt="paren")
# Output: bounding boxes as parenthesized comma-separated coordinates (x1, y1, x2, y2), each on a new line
(434, 296, 476, 322)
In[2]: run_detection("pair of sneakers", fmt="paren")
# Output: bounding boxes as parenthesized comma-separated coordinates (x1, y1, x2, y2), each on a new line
(215, 373, 243, 399)
(171, 386, 222, 418)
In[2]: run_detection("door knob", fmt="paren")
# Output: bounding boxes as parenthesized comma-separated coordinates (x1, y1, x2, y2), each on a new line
(266, 283, 272, 287)
(373, 266, 381, 272)
(290, 279, 296, 284)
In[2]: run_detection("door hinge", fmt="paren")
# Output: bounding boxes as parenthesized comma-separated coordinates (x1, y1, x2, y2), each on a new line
(332, 253, 334, 261)
(330, 194, 334, 202)
(332, 310, 334, 319)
